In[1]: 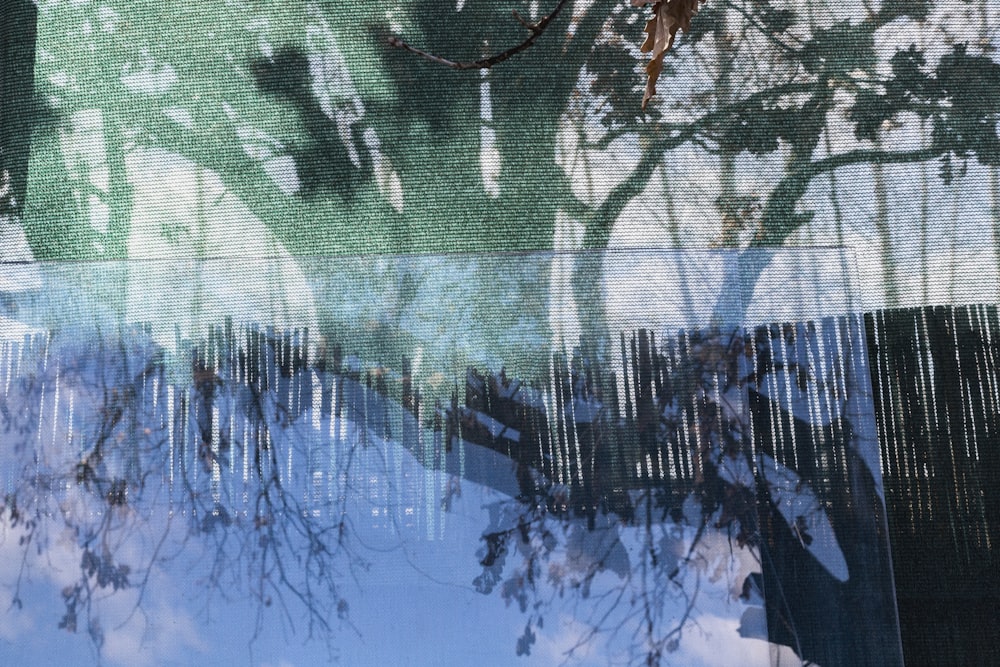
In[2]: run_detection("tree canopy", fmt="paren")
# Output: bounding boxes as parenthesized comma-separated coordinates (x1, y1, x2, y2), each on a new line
(9, 0, 997, 309)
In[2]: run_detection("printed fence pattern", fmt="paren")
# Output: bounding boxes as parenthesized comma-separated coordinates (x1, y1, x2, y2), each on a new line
(9, 304, 999, 663)
(0, 317, 881, 502)
(867, 305, 1000, 665)
(0, 312, 904, 665)
(0, 318, 880, 523)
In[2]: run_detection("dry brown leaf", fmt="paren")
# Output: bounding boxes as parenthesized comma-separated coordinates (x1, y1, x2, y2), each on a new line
(633, 0, 705, 109)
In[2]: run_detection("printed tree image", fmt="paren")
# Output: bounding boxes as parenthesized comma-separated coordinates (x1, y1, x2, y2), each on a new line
(2, 1, 1000, 665)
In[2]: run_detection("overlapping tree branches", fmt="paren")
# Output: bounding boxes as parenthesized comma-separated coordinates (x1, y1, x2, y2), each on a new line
(396, 0, 995, 267)
(455, 329, 769, 664)
(0, 329, 364, 659)
(573, 2, 1000, 251)
(454, 317, 896, 665)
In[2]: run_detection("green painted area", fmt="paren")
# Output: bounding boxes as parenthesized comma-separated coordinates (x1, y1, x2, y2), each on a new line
(24, 1, 583, 261)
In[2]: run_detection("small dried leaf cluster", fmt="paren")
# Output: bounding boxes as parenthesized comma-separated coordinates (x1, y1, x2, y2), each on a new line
(633, 0, 706, 109)
(387, 0, 709, 110)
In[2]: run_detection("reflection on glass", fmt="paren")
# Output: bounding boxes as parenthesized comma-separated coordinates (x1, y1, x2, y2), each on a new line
(0, 252, 900, 666)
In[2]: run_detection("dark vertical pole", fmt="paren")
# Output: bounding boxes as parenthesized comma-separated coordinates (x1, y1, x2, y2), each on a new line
(0, 0, 39, 213)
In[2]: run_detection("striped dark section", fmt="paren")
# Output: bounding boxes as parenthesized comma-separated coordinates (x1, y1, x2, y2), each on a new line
(867, 305, 1000, 666)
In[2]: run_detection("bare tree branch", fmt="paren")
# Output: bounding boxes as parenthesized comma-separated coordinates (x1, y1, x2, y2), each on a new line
(752, 146, 943, 247)
(387, 0, 572, 70)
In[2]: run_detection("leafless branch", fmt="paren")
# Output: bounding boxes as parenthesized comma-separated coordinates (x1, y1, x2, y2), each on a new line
(387, 0, 572, 70)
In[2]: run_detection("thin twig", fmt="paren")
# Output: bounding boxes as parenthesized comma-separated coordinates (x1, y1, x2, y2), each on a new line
(387, 0, 572, 70)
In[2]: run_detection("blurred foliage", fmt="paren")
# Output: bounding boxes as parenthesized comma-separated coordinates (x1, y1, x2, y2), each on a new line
(851, 42, 1000, 175)
(800, 21, 876, 76)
